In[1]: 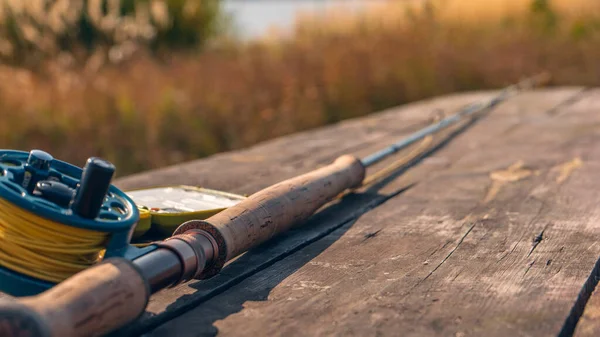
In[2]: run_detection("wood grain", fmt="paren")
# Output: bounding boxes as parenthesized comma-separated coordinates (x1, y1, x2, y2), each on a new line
(109, 87, 600, 337)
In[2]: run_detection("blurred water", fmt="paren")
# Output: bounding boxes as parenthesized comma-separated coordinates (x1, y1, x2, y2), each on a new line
(223, 0, 388, 38)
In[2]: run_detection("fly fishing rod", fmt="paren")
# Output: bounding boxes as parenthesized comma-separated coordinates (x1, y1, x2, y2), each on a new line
(0, 74, 550, 337)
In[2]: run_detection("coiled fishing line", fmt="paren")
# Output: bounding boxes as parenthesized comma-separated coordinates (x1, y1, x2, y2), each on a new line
(0, 197, 109, 283)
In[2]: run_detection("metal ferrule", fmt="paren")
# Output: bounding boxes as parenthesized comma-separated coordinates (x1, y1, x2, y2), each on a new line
(156, 230, 218, 285)
(172, 230, 218, 279)
(131, 248, 182, 293)
(155, 239, 199, 285)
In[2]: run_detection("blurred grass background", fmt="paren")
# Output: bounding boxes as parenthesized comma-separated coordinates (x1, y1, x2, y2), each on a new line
(0, 0, 599, 175)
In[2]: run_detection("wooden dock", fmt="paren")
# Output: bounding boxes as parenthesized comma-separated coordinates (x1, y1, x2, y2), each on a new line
(114, 87, 600, 336)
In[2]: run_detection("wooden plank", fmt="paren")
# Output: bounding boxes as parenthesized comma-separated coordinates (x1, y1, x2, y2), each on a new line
(191, 88, 599, 337)
(107, 87, 596, 336)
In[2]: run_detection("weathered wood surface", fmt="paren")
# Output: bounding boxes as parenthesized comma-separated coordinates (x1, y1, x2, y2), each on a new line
(112, 87, 600, 337)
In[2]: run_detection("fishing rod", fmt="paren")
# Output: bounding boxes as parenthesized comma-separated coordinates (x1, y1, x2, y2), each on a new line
(0, 74, 549, 337)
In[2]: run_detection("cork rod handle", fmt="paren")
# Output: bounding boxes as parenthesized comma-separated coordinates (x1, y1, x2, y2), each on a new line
(0, 258, 150, 337)
(203, 154, 365, 261)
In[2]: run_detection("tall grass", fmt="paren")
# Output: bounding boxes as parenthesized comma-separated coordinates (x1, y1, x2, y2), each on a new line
(1, 0, 599, 175)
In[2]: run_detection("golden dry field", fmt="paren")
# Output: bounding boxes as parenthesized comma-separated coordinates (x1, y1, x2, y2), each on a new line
(1, 0, 599, 174)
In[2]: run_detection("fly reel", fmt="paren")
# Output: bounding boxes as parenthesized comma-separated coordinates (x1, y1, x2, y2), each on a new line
(0, 150, 156, 296)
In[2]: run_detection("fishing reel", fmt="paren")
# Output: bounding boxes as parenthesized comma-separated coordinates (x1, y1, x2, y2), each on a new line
(0, 150, 156, 296)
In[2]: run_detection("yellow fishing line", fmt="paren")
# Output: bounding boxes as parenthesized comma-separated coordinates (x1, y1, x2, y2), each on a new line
(0, 198, 109, 283)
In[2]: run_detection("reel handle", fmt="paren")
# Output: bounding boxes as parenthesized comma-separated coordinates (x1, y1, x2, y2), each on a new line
(0, 258, 149, 337)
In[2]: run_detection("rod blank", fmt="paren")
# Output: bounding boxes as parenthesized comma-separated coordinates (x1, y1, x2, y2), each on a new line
(360, 73, 551, 167)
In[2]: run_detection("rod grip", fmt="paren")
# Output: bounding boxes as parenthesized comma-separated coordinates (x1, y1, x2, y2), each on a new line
(0, 258, 150, 337)
(177, 155, 365, 275)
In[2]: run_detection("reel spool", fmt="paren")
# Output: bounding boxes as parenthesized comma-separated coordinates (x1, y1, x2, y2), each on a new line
(0, 150, 155, 296)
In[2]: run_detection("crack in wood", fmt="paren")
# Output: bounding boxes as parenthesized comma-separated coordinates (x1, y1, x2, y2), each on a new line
(495, 197, 546, 268)
(524, 260, 536, 277)
(497, 241, 520, 264)
(419, 222, 477, 285)
(362, 229, 382, 242)
(425, 241, 452, 261)
(528, 224, 549, 258)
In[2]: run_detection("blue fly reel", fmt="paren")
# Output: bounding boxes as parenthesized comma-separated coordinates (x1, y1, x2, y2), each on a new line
(0, 150, 156, 296)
